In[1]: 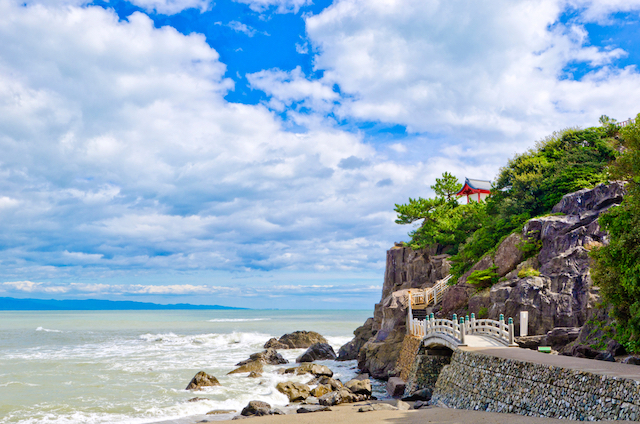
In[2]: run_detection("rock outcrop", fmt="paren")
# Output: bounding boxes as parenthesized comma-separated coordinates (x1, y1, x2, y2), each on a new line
(484, 182, 625, 335)
(276, 381, 311, 402)
(265, 331, 328, 349)
(236, 348, 288, 366)
(354, 244, 452, 379)
(337, 318, 376, 361)
(296, 343, 337, 363)
(185, 371, 220, 390)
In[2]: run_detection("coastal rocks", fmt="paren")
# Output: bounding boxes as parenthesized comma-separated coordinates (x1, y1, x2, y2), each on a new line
(227, 360, 263, 375)
(296, 405, 331, 413)
(240, 401, 273, 417)
(344, 378, 371, 396)
(337, 318, 376, 361)
(296, 343, 337, 363)
(318, 389, 360, 406)
(357, 329, 405, 379)
(185, 371, 220, 391)
(265, 331, 328, 349)
(263, 338, 288, 349)
(310, 384, 332, 398)
(308, 376, 343, 391)
(354, 245, 452, 380)
(296, 363, 333, 378)
(386, 377, 406, 397)
(236, 348, 288, 366)
(275, 381, 311, 402)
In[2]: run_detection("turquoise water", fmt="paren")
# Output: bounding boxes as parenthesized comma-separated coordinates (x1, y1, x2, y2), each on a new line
(0, 310, 373, 424)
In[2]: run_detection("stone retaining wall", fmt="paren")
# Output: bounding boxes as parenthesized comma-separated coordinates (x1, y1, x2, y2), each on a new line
(432, 349, 640, 421)
(404, 348, 451, 395)
(397, 335, 422, 381)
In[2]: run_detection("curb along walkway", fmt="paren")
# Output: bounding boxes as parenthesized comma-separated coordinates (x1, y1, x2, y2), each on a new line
(462, 346, 640, 381)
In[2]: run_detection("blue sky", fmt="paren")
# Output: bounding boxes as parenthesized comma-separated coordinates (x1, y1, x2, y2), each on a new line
(1, 0, 640, 309)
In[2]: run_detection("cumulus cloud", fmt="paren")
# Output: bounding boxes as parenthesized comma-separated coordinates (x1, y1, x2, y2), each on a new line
(0, 0, 451, 285)
(234, 0, 311, 13)
(128, 0, 211, 14)
(1, 280, 379, 297)
(297, 0, 640, 155)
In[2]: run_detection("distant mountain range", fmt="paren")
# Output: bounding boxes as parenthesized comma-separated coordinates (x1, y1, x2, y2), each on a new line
(0, 297, 245, 310)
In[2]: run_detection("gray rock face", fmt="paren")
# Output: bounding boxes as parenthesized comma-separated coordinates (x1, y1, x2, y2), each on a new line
(240, 401, 272, 417)
(356, 245, 452, 379)
(486, 183, 626, 336)
(337, 318, 376, 361)
(386, 377, 406, 397)
(237, 348, 288, 366)
(296, 343, 337, 363)
(318, 389, 359, 406)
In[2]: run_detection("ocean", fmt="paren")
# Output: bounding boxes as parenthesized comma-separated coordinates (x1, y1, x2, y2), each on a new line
(0, 309, 378, 424)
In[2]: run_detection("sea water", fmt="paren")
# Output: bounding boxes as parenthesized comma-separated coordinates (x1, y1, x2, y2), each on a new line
(0, 309, 377, 424)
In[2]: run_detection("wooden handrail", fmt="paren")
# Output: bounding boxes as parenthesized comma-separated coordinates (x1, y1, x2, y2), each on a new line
(410, 275, 452, 307)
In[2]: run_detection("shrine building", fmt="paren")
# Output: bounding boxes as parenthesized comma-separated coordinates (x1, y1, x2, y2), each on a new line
(456, 178, 492, 203)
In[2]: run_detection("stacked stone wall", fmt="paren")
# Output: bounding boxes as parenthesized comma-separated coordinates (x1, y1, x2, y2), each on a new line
(404, 350, 451, 395)
(433, 349, 640, 421)
(397, 335, 422, 381)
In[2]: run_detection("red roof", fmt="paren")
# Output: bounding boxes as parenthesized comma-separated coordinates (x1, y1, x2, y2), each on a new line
(456, 178, 492, 196)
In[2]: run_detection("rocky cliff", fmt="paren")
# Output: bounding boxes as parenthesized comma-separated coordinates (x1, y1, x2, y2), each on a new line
(342, 182, 626, 379)
(355, 245, 451, 379)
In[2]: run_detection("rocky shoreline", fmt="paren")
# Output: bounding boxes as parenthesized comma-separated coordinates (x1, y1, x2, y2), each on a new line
(180, 330, 419, 421)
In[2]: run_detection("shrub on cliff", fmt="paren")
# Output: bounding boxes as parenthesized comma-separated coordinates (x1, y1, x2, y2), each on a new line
(591, 113, 640, 352)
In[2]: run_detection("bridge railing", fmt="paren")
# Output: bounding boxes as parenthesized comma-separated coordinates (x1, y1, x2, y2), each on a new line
(409, 312, 517, 347)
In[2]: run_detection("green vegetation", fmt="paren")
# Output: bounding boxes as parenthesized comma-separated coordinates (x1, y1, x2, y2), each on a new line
(467, 266, 499, 288)
(518, 267, 540, 278)
(591, 113, 640, 352)
(394, 122, 617, 279)
(478, 307, 489, 319)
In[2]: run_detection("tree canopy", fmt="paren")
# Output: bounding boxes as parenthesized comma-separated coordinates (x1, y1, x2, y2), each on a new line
(591, 113, 640, 352)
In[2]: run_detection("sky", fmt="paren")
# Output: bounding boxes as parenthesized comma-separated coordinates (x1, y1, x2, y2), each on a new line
(1, 0, 639, 309)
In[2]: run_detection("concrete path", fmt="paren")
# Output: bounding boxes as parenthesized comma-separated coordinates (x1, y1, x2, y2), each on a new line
(462, 334, 506, 347)
(462, 346, 640, 381)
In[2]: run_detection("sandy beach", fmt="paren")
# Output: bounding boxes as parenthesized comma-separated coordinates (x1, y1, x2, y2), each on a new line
(210, 402, 638, 424)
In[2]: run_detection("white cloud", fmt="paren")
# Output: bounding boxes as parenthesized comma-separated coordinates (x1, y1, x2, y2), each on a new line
(0, 0, 448, 283)
(128, 0, 210, 15)
(234, 0, 311, 13)
(566, 0, 640, 23)
(300, 0, 640, 152)
(3, 281, 69, 293)
(247, 66, 338, 112)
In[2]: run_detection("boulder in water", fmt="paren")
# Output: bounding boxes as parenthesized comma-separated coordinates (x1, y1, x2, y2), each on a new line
(185, 371, 220, 391)
(227, 360, 264, 375)
(276, 381, 311, 402)
(267, 331, 328, 349)
(296, 343, 337, 363)
(264, 338, 289, 349)
(236, 348, 288, 366)
(296, 363, 333, 377)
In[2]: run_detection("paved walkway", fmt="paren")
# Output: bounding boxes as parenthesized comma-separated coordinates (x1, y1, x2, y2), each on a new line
(462, 346, 640, 381)
(463, 334, 506, 347)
